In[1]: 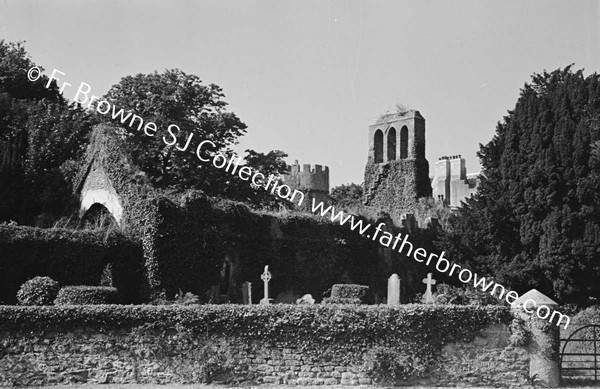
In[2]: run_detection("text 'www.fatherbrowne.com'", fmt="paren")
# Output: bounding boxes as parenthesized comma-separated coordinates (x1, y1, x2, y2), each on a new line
(309, 198, 571, 329)
(28, 66, 571, 329)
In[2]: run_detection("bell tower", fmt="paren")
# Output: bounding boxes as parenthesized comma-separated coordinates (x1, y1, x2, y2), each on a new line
(363, 107, 431, 215)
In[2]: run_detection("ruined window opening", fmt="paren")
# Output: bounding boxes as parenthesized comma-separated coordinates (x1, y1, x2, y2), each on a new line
(374, 129, 383, 163)
(400, 126, 409, 159)
(387, 127, 396, 161)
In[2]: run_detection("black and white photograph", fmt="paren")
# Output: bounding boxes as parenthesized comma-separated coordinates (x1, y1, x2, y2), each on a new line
(1, 1, 600, 388)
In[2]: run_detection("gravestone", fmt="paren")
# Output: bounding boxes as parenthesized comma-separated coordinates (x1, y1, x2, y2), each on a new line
(402, 213, 418, 234)
(296, 294, 315, 304)
(387, 273, 400, 306)
(260, 266, 271, 305)
(422, 273, 436, 304)
(242, 282, 252, 305)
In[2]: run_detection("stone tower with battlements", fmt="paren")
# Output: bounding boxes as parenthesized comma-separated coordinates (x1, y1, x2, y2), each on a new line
(363, 108, 431, 215)
(283, 160, 330, 208)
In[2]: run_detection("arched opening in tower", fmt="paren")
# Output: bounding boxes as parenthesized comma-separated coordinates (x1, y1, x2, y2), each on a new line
(387, 127, 396, 161)
(374, 129, 383, 163)
(81, 203, 118, 230)
(400, 126, 409, 159)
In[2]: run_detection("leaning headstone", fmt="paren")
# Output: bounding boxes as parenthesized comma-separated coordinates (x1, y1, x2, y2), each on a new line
(242, 282, 252, 305)
(296, 294, 315, 304)
(422, 273, 436, 304)
(260, 266, 271, 305)
(387, 274, 400, 306)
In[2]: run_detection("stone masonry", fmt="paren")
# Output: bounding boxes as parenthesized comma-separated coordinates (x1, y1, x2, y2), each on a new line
(0, 323, 529, 387)
(363, 108, 431, 216)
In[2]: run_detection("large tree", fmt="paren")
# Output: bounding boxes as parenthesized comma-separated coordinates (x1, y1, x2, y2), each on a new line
(0, 40, 96, 224)
(438, 66, 600, 305)
(102, 70, 246, 190)
(102, 69, 290, 208)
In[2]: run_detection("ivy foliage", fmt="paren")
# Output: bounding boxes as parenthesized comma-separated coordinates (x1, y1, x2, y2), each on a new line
(0, 40, 97, 224)
(0, 304, 512, 381)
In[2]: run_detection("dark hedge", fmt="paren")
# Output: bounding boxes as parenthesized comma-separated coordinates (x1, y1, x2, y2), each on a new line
(0, 225, 143, 304)
(54, 286, 119, 305)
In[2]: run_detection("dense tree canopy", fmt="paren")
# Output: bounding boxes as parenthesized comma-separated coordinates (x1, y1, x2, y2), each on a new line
(330, 183, 363, 210)
(0, 40, 96, 224)
(103, 70, 247, 189)
(438, 66, 600, 305)
(102, 70, 290, 209)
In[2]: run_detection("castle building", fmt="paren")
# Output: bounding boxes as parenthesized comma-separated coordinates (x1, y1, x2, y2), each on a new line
(282, 160, 329, 208)
(363, 109, 431, 215)
(430, 155, 479, 208)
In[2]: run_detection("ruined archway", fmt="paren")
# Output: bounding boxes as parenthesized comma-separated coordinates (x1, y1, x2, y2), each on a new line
(400, 126, 409, 159)
(387, 127, 397, 161)
(374, 129, 384, 163)
(80, 187, 123, 226)
(81, 203, 118, 229)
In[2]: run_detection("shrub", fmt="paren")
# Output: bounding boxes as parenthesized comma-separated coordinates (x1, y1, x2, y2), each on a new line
(54, 286, 119, 305)
(149, 290, 200, 305)
(330, 284, 369, 302)
(415, 283, 500, 305)
(0, 225, 144, 304)
(321, 297, 361, 305)
(16, 276, 60, 306)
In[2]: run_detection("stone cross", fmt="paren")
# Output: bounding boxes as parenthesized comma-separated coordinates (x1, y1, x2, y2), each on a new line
(422, 273, 436, 304)
(387, 273, 400, 306)
(242, 281, 252, 305)
(260, 265, 271, 305)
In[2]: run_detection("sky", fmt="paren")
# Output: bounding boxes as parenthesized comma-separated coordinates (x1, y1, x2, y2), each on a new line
(1, 0, 599, 186)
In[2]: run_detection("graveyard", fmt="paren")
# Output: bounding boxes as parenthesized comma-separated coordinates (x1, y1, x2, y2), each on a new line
(2, 2, 600, 388)
(0, 122, 576, 386)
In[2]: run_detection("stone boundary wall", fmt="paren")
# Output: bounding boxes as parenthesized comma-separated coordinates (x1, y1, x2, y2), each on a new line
(0, 322, 528, 387)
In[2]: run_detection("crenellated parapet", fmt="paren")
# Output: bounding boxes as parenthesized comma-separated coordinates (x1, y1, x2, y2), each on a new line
(284, 160, 330, 194)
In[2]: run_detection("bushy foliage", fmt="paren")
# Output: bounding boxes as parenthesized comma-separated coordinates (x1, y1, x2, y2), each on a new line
(0, 40, 97, 224)
(0, 224, 143, 304)
(330, 183, 364, 210)
(415, 283, 500, 305)
(100, 70, 290, 209)
(321, 297, 361, 305)
(331, 284, 369, 302)
(438, 66, 600, 304)
(54, 286, 119, 305)
(363, 346, 426, 383)
(150, 290, 200, 305)
(16, 276, 59, 306)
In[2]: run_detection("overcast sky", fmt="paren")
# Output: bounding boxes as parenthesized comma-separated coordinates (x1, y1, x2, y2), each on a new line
(1, 0, 599, 186)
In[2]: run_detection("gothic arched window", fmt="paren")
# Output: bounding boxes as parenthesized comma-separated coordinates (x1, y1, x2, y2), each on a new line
(374, 129, 383, 163)
(387, 127, 396, 161)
